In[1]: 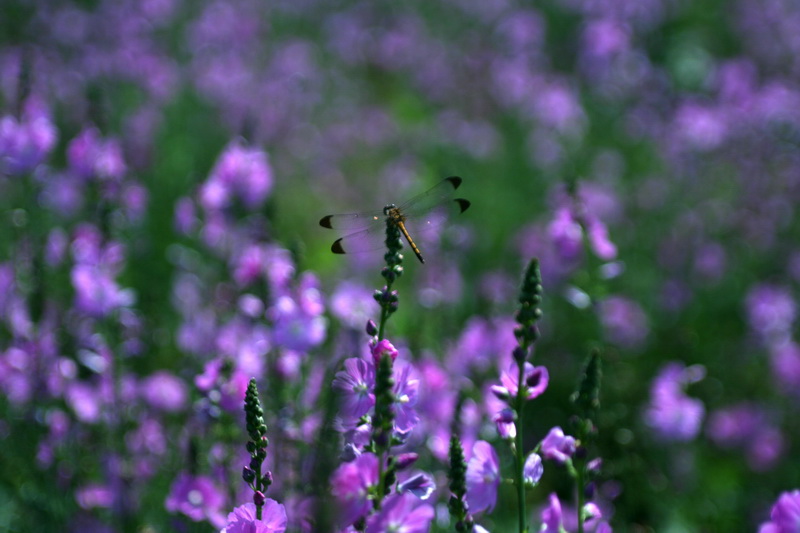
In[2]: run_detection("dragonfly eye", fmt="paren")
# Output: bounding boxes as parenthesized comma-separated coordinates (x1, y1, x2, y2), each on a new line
(383, 204, 396, 216)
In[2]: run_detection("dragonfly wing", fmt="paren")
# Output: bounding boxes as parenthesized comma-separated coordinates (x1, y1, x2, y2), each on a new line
(399, 176, 470, 218)
(319, 210, 385, 231)
(330, 224, 388, 254)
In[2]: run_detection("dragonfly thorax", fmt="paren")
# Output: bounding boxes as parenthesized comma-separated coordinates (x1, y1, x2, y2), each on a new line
(383, 204, 406, 224)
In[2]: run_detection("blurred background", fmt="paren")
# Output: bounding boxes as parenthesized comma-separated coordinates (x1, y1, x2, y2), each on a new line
(1, 0, 799, 531)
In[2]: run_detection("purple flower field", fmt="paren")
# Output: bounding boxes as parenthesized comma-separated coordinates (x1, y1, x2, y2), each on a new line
(1, 0, 800, 531)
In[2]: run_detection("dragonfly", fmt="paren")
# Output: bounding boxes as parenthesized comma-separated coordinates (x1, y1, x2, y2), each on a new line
(319, 176, 471, 264)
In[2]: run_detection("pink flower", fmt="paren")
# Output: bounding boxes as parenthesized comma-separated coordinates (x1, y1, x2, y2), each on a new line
(371, 339, 399, 365)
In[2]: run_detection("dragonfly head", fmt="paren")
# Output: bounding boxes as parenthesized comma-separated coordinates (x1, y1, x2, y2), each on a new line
(383, 203, 397, 216)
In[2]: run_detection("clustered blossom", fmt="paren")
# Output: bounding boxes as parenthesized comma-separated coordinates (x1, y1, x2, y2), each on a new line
(645, 362, 706, 442)
(199, 140, 274, 212)
(331, 336, 432, 530)
(0, 98, 57, 175)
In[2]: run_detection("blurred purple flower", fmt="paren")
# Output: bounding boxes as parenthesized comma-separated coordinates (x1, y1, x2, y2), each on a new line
(706, 403, 761, 447)
(364, 492, 434, 533)
(448, 316, 518, 373)
(232, 244, 269, 287)
(769, 342, 800, 392)
(194, 357, 250, 413)
(758, 490, 800, 533)
(174, 196, 197, 235)
(582, 19, 630, 59)
(330, 452, 379, 527)
(586, 215, 617, 261)
(65, 381, 103, 423)
(331, 281, 377, 329)
(541, 493, 563, 532)
(67, 127, 127, 182)
(221, 502, 287, 533)
(332, 357, 375, 421)
(466, 440, 500, 514)
(200, 140, 273, 212)
(548, 207, 584, 263)
(139, 371, 188, 412)
(746, 284, 796, 347)
(645, 362, 705, 441)
(597, 296, 649, 350)
(165, 472, 227, 527)
(540, 427, 577, 464)
(0, 97, 57, 175)
(76, 483, 114, 510)
(672, 102, 727, 151)
(71, 263, 135, 318)
(269, 273, 327, 352)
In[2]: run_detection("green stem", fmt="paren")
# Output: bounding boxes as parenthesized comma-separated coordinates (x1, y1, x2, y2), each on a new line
(576, 460, 585, 533)
(514, 354, 528, 533)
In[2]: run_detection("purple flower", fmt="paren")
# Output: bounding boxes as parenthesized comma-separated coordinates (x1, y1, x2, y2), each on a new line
(541, 493, 563, 532)
(597, 296, 649, 350)
(758, 490, 800, 533)
(364, 493, 435, 533)
(397, 472, 435, 500)
(644, 363, 705, 442)
(269, 274, 327, 352)
(585, 215, 617, 261)
(491, 362, 549, 401)
(540, 427, 577, 464)
(706, 402, 785, 470)
(371, 338, 399, 365)
(548, 207, 583, 263)
(200, 140, 273, 212)
(466, 440, 500, 514)
(523, 453, 544, 487)
(139, 371, 188, 412)
(332, 357, 375, 421)
(448, 316, 518, 373)
(331, 281, 376, 329)
(0, 97, 57, 175)
(330, 452, 379, 527)
(492, 407, 517, 439)
(392, 360, 420, 434)
(770, 342, 800, 391)
(165, 472, 226, 527)
(746, 284, 796, 347)
(221, 502, 287, 533)
(75, 483, 114, 510)
(67, 127, 127, 181)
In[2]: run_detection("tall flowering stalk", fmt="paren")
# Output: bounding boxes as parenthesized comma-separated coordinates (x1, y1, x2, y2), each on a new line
(487, 259, 547, 533)
(570, 349, 603, 533)
(369, 215, 404, 506)
(330, 213, 435, 532)
(512, 259, 545, 533)
(243, 378, 273, 520)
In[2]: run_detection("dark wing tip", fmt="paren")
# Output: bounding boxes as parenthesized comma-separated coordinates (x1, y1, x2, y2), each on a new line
(320, 215, 334, 228)
(454, 198, 471, 213)
(331, 238, 346, 254)
(445, 176, 463, 190)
